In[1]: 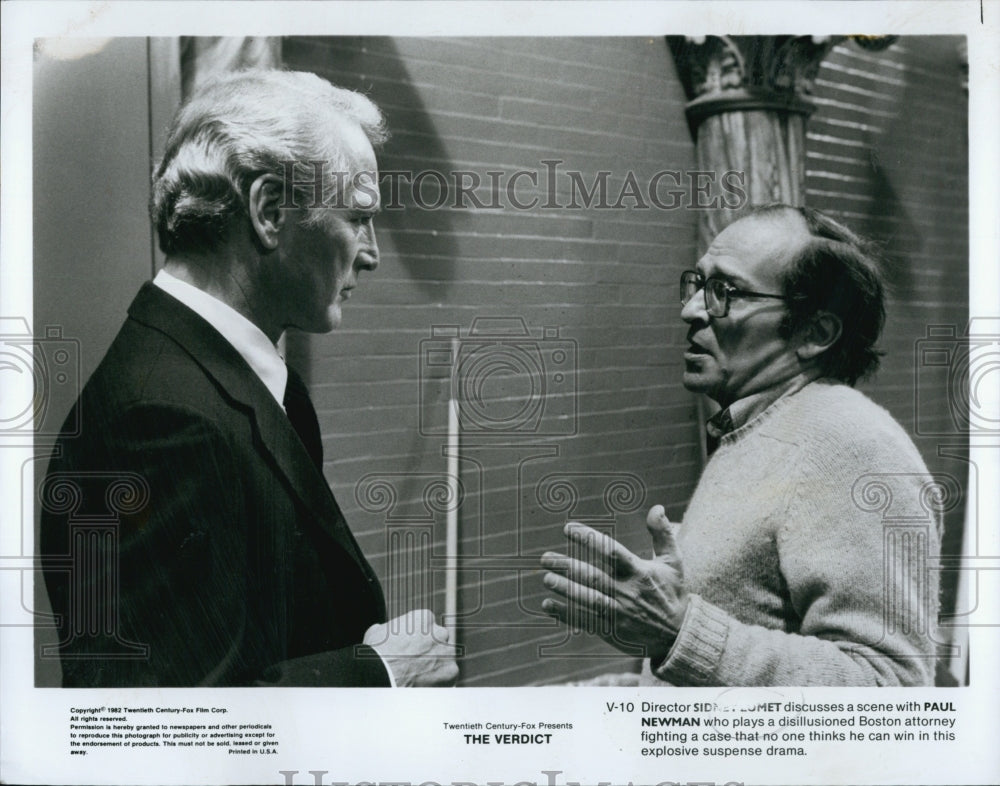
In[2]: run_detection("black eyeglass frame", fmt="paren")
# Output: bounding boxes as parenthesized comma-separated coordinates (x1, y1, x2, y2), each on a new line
(679, 270, 789, 318)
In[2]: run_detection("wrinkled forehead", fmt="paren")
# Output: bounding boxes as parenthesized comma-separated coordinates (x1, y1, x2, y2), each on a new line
(323, 117, 381, 209)
(337, 120, 379, 169)
(698, 211, 811, 289)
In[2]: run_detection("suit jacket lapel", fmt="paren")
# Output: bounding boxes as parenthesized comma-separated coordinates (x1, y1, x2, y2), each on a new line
(126, 283, 374, 574)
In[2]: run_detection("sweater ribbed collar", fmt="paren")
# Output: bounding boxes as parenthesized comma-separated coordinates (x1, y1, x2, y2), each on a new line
(707, 372, 818, 449)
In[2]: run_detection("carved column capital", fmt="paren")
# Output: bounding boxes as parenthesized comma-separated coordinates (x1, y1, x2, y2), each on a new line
(668, 35, 897, 132)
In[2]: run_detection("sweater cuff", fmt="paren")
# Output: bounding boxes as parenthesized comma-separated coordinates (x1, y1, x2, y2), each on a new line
(651, 594, 730, 686)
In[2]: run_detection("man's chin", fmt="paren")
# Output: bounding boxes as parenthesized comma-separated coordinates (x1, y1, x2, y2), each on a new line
(681, 371, 712, 395)
(682, 372, 726, 401)
(323, 304, 343, 331)
(289, 308, 341, 335)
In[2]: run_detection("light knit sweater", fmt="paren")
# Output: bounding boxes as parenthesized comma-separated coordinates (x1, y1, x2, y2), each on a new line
(645, 380, 941, 687)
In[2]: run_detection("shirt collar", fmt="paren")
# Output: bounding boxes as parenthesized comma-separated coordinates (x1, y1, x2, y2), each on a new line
(153, 269, 288, 409)
(707, 372, 816, 442)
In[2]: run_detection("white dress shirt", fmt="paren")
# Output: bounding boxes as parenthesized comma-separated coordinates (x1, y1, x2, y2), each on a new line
(153, 269, 287, 409)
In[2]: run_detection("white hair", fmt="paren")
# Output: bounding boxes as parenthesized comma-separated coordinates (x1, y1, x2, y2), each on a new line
(151, 69, 387, 255)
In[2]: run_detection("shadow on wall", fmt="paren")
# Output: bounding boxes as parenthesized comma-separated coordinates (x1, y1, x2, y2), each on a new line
(855, 37, 965, 301)
(863, 146, 921, 297)
(285, 36, 461, 299)
(281, 36, 462, 383)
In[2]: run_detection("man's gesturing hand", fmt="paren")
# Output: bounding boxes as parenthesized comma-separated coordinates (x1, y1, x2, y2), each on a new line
(540, 505, 689, 660)
(364, 609, 458, 687)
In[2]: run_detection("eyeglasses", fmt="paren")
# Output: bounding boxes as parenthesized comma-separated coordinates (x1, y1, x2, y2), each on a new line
(679, 270, 788, 318)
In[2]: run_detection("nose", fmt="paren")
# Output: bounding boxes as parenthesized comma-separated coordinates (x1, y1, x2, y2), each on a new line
(681, 285, 708, 324)
(357, 223, 379, 272)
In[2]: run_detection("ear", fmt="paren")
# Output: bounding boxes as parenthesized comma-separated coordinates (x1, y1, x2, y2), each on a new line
(795, 311, 842, 362)
(248, 174, 287, 251)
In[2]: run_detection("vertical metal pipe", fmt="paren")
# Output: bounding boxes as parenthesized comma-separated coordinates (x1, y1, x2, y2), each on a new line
(444, 337, 460, 643)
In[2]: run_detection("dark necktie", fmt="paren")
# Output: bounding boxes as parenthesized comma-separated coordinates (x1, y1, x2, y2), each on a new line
(283, 365, 324, 471)
(705, 407, 734, 456)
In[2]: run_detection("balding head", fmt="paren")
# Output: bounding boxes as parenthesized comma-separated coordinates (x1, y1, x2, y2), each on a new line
(680, 205, 885, 406)
(748, 204, 886, 385)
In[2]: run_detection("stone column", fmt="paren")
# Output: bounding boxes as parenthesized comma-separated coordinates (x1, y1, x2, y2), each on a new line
(668, 35, 895, 250)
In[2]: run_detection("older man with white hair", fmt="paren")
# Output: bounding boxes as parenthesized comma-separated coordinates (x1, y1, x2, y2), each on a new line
(41, 69, 456, 688)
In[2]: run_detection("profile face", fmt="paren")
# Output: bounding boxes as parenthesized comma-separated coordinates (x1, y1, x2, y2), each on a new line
(278, 121, 381, 334)
(680, 213, 811, 408)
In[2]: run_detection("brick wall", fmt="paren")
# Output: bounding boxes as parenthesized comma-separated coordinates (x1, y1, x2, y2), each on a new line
(805, 36, 969, 670)
(283, 37, 700, 685)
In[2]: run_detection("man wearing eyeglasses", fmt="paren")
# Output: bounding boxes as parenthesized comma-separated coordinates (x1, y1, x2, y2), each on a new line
(541, 204, 941, 686)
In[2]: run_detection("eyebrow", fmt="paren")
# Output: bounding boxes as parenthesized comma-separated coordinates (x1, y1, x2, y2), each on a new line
(695, 261, 749, 289)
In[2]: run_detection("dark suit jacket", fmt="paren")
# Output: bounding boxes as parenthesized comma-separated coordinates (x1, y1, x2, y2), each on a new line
(40, 283, 390, 687)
